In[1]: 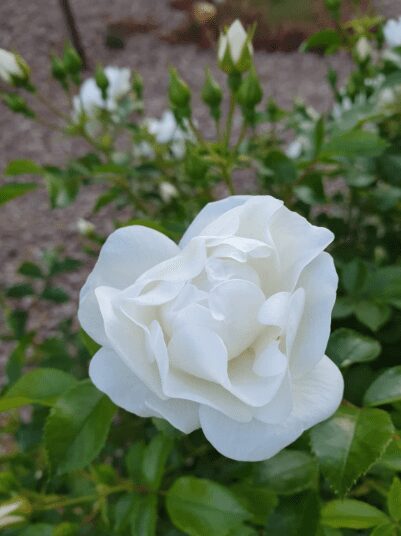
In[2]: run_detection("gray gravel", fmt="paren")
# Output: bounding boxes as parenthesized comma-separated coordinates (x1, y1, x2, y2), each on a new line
(0, 0, 396, 356)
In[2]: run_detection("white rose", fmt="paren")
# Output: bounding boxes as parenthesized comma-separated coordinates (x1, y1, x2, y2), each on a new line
(142, 111, 192, 159)
(383, 17, 401, 48)
(72, 66, 131, 135)
(218, 19, 253, 73)
(79, 195, 343, 461)
(0, 48, 27, 83)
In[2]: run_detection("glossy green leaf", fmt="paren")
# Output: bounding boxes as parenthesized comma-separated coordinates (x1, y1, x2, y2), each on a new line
(166, 477, 251, 536)
(370, 523, 399, 536)
(142, 434, 173, 490)
(45, 380, 116, 474)
(387, 477, 401, 521)
(0, 368, 78, 412)
(375, 438, 401, 471)
(262, 151, 297, 184)
(364, 367, 401, 407)
(301, 29, 341, 52)
(6, 283, 35, 298)
(20, 525, 54, 536)
(255, 450, 318, 495)
(130, 494, 158, 536)
(0, 182, 38, 205)
(80, 328, 101, 357)
(265, 491, 320, 536)
(310, 406, 394, 495)
(322, 131, 388, 159)
(322, 500, 389, 529)
(4, 159, 42, 176)
(327, 328, 381, 368)
(18, 261, 44, 279)
(41, 287, 69, 303)
(354, 301, 391, 332)
(231, 483, 277, 525)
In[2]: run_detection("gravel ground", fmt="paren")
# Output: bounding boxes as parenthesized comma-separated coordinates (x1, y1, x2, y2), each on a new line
(0, 0, 398, 359)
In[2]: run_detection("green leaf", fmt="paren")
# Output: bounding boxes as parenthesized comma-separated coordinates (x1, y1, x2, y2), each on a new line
(342, 259, 368, 296)
(45, 380, 116, 474)
(262, 151, 297, 184)
(354, 301, 392, 332)
(322, 131, 388, 159)
(265, 491, 320, 536)
(130, 494, 158, 536)
(388, 477, 401, 521)
(364, 367, 401, 407)
(310, 406, 394, 495)
(301, 29, 341, 53)
(4, 159, 42, 176)
(125, 441, 146, 484)
(41, 287, 69, 303)
(20, 524, 54, 536)
(142, 434, 173, 490)
(321, 500, 389, 529)
(80, 328, 101, 357)
(166, 477, 251, 536)
(6, 283, 35, 298)
(370, 523, 399, 536)
(230, 483, 277, 525)
(327, 328, 381, 368)
(255, 450, 318, 495)
(0, 368, 78, 412)
(0, 182, 38, 205)
(18, 261, 44, 279)
(375, 438, 401, 471)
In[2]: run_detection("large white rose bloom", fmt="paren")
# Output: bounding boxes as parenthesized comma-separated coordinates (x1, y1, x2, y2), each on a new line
(79, 195, 343, 461)
(383, 17, 401, 49)
(72, 66, 131, 135)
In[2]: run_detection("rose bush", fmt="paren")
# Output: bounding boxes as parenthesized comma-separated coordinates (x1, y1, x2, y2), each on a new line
(79, 195, 343, 461)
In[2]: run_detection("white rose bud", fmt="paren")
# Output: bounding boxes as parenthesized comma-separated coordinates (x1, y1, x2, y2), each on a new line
(355, 37, 372, 62)
(79, 195, 343, 462)
(218, 19, 253, 73)
(77, 218, 95, 236)
(0, 48, 29, 84)
(383, 17, 401, 49)
(159, 182, 178, 203)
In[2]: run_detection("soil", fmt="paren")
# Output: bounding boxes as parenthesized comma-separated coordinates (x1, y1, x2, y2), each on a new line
(0, 0, 398, 362)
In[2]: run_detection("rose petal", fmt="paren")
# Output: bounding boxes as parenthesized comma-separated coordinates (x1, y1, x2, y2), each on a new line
(199, 355, 343, 461)
(78, 226, 179, 345)
(90, 347, 200, 433)
(289, 252, 338, 376)
(179, 196, 251, 247)
(269, 206, 334, 292)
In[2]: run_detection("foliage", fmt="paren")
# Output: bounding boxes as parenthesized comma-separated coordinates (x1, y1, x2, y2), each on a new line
(0, 2, 400, 533)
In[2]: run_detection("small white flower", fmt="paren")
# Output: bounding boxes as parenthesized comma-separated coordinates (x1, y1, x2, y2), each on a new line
(142, 111, 192, 159)
(383, 17, 401, 48)
(218, 19, 253, 72)
(286, 140, 303, 159)
(79, 195, 343, 462)
(0, 48, 27, 83)
(73, 66, 131, 135)
(159, 182, 178, 203)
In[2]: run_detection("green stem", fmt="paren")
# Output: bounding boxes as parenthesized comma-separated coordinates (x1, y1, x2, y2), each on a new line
(224, 94, 236, 150)
(233, 121, 248, 153)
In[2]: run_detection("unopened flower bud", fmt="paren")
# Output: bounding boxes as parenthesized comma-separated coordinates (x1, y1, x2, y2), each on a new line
(202, 68, 222, 107)
(3, 94, 34, 117)
(218, 20, 254, 74)
(63, 45, 82, 81)
(355, 37, 372, 62)
(77, 218, 95, 236)
(168, 68, 191, 109)
(237, 68, 263, 110)
(0, 49, 30, 85)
